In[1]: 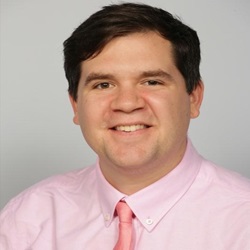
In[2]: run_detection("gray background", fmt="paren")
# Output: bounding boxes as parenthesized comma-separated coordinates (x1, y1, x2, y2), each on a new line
(1, 0, 250, 209)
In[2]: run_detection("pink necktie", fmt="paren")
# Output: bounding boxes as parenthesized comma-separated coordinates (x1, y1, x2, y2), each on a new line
(114, 201, 133, 250)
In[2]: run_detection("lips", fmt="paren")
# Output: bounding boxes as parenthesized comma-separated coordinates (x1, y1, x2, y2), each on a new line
(113, 124, 148, 132)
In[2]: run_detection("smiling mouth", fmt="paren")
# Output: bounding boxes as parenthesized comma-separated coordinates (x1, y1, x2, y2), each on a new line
(113, 124, 149, 132)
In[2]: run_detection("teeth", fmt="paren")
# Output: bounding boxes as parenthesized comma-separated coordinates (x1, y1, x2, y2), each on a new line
(115, 125, 146, 132)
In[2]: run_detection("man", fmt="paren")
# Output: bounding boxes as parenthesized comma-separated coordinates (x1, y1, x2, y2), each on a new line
(1, 3, 250, 250)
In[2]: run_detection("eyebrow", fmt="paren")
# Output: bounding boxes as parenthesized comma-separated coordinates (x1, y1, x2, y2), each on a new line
(84, 73, 115, 86)
(83, 69, 173, 85)
(140, 69, 173, 81)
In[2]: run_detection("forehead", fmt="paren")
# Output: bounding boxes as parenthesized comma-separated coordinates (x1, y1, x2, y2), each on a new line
(91, 31, 172, 58)
(77, 32, 187, 89)
(81, 32, 175, 73)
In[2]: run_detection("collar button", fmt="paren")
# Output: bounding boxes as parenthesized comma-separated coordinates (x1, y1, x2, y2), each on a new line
(104, 214, 110, 221)
(146, 218, 154, 225)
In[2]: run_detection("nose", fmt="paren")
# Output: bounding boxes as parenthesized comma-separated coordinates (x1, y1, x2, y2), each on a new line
(111, 85, 145, 113)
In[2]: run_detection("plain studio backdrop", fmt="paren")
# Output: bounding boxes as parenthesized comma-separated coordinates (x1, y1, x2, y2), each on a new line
(0, 0, 249, 209)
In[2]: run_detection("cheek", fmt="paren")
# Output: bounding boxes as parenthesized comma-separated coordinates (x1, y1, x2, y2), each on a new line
(79, 105, 94, 127)
(175, 97, 191, 132)
(150, 92, 190, 125)
(78, 95, 110, 130)
(78, 102, 101, 149)
(145, 91, 178, 116)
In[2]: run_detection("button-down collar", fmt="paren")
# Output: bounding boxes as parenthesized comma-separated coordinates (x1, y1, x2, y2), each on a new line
(97, 139, 202, 231)
(96, 165, 126, 227)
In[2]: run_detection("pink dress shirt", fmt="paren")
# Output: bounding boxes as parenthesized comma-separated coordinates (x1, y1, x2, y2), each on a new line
(1, 140, 250, 249)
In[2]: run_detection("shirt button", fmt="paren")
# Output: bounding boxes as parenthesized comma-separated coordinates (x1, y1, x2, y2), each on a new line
(146, 218, 154, 225)
(104, 214, 110, 221)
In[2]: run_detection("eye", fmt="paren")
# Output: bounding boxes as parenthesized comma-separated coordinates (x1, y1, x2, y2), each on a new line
(94, 82, 112, 89)
(145, 80, 162, 86)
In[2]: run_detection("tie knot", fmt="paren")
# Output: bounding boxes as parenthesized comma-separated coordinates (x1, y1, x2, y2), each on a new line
(116, 201, 133, 223)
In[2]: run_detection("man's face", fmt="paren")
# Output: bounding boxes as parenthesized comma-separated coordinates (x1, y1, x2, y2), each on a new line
(70, 32, 203, 181)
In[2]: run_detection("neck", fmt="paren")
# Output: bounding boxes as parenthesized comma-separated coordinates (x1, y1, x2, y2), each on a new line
(100, 144, 187, 195)
(106, 167, 174, 195)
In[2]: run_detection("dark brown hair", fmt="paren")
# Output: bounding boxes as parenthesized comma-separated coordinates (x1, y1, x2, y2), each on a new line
(63, 3, 201, 101)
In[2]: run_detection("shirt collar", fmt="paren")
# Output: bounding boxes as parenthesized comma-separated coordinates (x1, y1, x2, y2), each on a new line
(96, 138, 202, 231)
(96, 163, 126, 227)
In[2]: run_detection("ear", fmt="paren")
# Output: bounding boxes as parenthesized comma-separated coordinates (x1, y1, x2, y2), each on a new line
(189, 81, 204, 119)
(69, 95, 80, 125)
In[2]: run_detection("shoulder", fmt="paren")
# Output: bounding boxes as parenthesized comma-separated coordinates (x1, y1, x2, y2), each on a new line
(197, 158, 250, 200)
(0, 164, 97, 248)
(0, 164, 96, 218)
